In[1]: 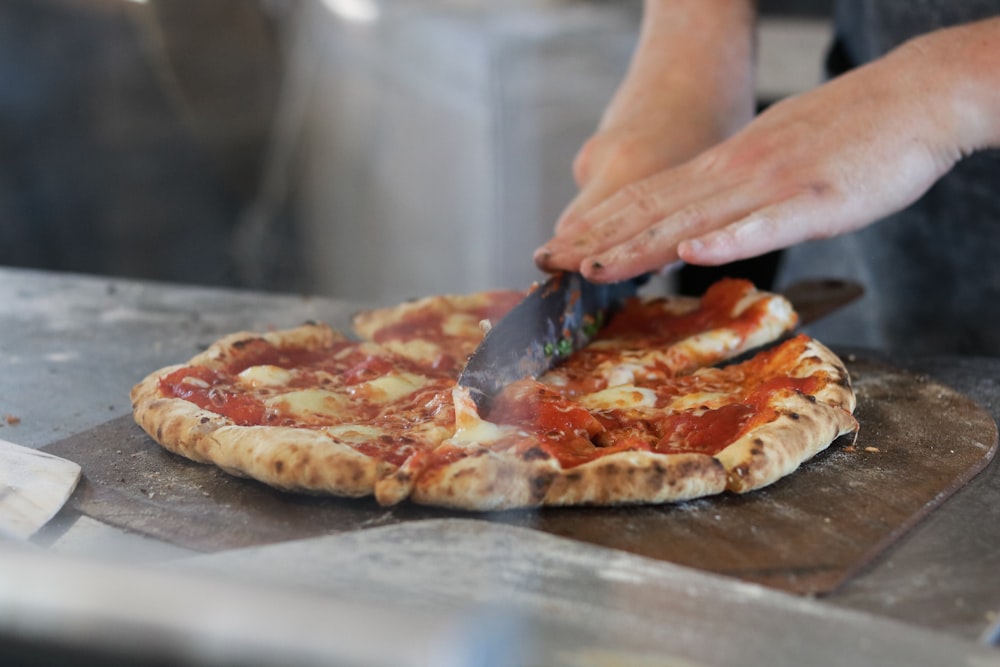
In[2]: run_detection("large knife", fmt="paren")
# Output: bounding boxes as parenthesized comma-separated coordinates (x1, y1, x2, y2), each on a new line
(457, 274, 862, 411)
(458, 272, 646, 410)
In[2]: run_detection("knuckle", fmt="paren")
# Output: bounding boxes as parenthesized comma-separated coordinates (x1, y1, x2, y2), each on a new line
(586, 135, 646, 181)
(674, 202, 712, 230)
(621, 184, 660, 217)
(572, 142, 595, 186)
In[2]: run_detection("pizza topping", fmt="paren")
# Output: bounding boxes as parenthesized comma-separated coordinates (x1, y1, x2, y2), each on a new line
(485, 379, 627, 468)
(541, 279, 797, 395)
(467, 334, 841, 465)
(578, 385, 658, 411)
(597, 278, 785, 343)
(160, 367, 267, 425)
(347, 372, 429, 404)
(355, 290, 523, 370)
(264, 388, 358, 424)
(237, 365, 295, 388)
(158, 338, 451, 436)
(350, 434, 424, 468)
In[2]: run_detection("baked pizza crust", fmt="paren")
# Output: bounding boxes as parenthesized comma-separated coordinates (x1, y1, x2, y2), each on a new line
(717, 391, 857, 493)
(715, 338, 857, 493)
(541, 451, 727, 507)
(408, 447, 728, 512)
(406, 386, 730, 511)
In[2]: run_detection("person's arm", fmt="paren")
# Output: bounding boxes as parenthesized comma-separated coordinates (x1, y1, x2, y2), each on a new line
(536, 16, 1000, 283)
(550, 0, 757, 237)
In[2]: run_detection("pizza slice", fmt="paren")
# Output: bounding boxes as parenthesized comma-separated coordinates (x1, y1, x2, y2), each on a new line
(406, 334, 856, 510)
(131, 323, 457, 499)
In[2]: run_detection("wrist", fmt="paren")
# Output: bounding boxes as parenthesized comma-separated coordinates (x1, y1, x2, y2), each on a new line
(899, 17, 1000, 156)
(604, 0, 757, 136)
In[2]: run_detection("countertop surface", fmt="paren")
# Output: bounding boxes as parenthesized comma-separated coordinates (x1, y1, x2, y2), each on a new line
(2, 267, 999, 666)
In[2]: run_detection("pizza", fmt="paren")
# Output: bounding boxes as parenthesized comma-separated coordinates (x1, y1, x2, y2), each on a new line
(131, 278, 857, 511)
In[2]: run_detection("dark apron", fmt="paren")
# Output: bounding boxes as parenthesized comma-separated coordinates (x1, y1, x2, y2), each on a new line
(778, 0, 1000, 355)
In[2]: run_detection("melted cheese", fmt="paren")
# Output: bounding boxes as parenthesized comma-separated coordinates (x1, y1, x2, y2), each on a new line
(237, 365, 294, 388)
(449, 417, 511, 447)
(663, 390, 732, 412)
(602, 361, 645, 387)
(579, 385, 657, 411)
(676, 329, 742, 360)
(442, 312, 483, 339)
(348, 371, 428, 404)
(447, 386, 513, 447)
(382, 339, 442, 365)
(745, 297, 797, 347)
(265, 389, 352, 421)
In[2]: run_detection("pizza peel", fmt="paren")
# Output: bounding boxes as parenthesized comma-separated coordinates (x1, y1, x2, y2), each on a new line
(41, 357, 998, 597)
(0, 438, 82, 540)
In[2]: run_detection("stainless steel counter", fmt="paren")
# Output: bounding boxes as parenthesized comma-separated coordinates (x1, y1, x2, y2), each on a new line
(1, 267, 999, 666)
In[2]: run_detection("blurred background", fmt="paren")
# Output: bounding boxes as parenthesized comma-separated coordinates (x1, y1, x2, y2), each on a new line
(0, 0, 833, 305)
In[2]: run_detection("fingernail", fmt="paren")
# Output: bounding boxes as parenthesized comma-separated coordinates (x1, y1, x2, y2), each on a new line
(677, 239, 701, 261)
(535, 247, 564, 271)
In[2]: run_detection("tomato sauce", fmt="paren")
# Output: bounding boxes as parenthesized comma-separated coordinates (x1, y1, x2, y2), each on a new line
(478, 335, 824, 466)
(370, 290, 522, 345)
(159, 366, 267, 426)
(350, 435, 422, 468)
(599, 278, 768, 344)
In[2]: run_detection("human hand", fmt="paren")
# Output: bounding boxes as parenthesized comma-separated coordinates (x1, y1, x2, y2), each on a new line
(552, 0, 756, 239)
(535, 19, 1000, 283)
(556, 89, 753, 241)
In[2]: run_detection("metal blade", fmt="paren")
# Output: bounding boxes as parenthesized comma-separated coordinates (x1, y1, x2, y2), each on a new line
(458, 272, 645, 409)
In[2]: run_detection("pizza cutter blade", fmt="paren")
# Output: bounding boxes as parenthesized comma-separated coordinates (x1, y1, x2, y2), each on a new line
(457, 271, 647, 410)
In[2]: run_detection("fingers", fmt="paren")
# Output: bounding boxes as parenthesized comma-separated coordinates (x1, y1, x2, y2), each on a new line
(538, 174, 854, 282)
(536, 183, 675, 274)
(678, 209, 786, 267)
(576, 197, 751, 282)
(537, 169, 759, 281)
(552, 183, 617, 238)
(555, 135, 683, 237)
(678, 186, 852, 266)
